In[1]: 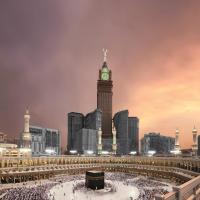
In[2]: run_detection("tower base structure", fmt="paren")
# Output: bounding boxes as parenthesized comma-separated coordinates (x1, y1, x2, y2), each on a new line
(102, 138, 113, 152)
(192, 145, 198, 157)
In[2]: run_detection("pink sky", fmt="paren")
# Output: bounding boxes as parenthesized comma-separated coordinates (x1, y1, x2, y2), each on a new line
(0, 1, 200, 149)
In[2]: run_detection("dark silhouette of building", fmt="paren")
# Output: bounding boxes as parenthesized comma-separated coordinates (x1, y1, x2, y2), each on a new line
(67, 112, 84, 152)
(45, 128, 60, 154)
(78, 128, 98, 154)
(128, 117, 139, 153)
(113, 110, 129, 155)
(29, 126, 60, 156)
(141, 132, 175, 155)
(85, 109, 102, 130)
(198, 135, 200, 156)
(97, 61, 113, 139)
(67, 109, 102, 154)
(113, 110, 139, 155)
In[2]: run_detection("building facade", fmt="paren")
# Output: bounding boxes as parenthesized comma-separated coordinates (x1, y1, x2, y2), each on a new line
(80, 128, 97, 154)
(29, 126, 60, 156)
(29, 126, 43, 156)
(198, 135, 200, 156)
(128, 117, 139, 153)
(85, 109, 102, 130)
(45, 128, 60, 155)
(113, 110, 129, 155)
(141, 132, 175, 155)
(67, 112, 84, 152)
(97, 61, 113, 140)
(67, 109, 102, 154)
(113, 110, 139, 155)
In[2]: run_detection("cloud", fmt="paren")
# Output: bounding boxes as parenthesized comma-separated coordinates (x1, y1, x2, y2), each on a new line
(0, 1, 200, 149)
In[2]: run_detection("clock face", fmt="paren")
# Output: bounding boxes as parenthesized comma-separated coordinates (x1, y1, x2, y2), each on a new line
(101, 72, 109, 80)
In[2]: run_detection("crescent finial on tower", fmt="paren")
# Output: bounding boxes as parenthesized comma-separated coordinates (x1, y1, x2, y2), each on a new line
(26, 106, 29, 115)
(102, 48, 108, 62)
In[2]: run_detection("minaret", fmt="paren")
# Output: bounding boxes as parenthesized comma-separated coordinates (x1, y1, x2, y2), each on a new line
(22, 108, 31, 149)
(175, 128, 180, 151)
(97, 127, 102, 155)
(192, 127, 198, 156)
(112, 122, 117, 154)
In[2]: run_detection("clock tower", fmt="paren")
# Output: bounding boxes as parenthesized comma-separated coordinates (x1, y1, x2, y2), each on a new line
(97, 49, 113, 140)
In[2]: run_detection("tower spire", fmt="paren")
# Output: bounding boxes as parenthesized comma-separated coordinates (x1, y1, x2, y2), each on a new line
(102, 48, 108, 62)
(22, 107, 31, 151)
(26, 106, 29, 115)
(192, 126, 198, 156)
(175, 128, 180, 150)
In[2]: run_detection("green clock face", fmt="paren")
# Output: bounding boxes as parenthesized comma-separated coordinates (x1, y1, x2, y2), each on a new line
(101, 72, 109, 80)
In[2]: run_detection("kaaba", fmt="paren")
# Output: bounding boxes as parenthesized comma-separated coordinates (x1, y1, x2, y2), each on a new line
(85, 171, 104, 190)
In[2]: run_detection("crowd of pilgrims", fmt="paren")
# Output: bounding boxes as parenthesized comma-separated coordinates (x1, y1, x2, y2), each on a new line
(0, 173, 171, 200)
(106, 173, 169, 200)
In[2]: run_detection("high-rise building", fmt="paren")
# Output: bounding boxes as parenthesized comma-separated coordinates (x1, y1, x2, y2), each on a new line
(79, 128, 97, 154)
(67, 112, 84, 152)
(113, 110, 139, 155)
(198, 135, 200, 156)
(113, 110, 129, 155)
(67, 51, 140, 155)
(29, 126, 60, 156)
(97, 50, 113, 140)
(29, 126, 43, 156)
(67, 109, 102, 154)
(85, 109, 102, 130)
(45, 128, 60, 155)
(128, 117, 139, 153)
(141, 132, 175, 155)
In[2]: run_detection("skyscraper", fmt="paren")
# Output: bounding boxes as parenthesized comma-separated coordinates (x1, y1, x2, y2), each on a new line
(198, 135, 200, 156)
(128, 117, 139, 153)
(67, 112, 84, 152)
(81, 109, 102, 154)
(97, 49, 113, 140)
(79, 128, 98, 154)
(67, 109, 102, 154)
(113, 110, 139, 155)
(45, 128, 60, 155)
(85, 109, 102, 130)
(113, 110, 129, 155)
